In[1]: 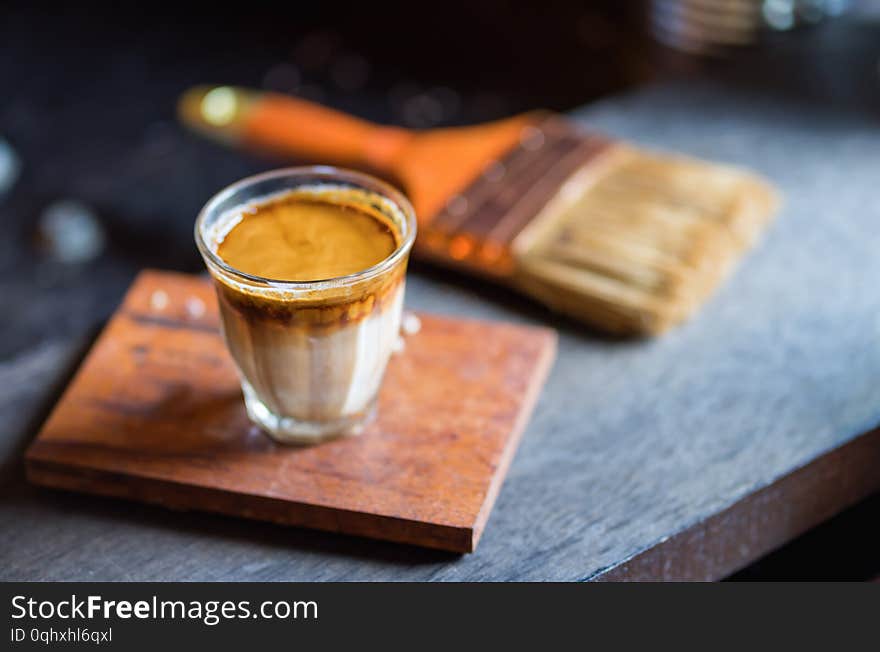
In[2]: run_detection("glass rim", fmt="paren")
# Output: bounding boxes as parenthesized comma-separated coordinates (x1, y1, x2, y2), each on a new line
(194, 165, 417, 291)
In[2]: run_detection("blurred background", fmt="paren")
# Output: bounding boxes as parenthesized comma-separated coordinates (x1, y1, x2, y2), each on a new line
(2, 0, 879, 579)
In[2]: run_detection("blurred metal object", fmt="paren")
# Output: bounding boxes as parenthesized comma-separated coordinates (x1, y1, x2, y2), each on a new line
(38, 200, 106, 263)
(0, 137, 21, 197)
(651, 0, 852, 54)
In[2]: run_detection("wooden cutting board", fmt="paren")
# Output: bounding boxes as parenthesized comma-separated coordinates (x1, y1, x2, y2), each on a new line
(25, 270, 556, 553)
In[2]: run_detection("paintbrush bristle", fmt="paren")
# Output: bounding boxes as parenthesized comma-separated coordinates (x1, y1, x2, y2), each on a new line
(513, 145, 779, 335)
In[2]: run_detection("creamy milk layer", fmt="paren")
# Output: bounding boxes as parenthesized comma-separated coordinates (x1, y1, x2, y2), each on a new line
(210, 188, 407, 432)
(218, 285, 403, 421)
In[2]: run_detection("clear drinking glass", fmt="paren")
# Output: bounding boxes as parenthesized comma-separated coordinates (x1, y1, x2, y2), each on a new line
(195, 167, 416, 444)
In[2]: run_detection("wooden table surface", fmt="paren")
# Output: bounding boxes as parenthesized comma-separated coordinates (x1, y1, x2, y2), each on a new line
(3, 73, 880, 580)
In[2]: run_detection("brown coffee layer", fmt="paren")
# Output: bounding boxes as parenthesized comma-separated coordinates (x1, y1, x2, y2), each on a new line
(214, 263, 406, 332)
(217, 195, 398, 282)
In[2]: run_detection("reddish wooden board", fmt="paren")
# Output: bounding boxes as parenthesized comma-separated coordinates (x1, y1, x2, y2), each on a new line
(25, 270, 556, 553)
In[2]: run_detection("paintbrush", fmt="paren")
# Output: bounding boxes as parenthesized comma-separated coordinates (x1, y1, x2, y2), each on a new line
(178, 85, 778, 335)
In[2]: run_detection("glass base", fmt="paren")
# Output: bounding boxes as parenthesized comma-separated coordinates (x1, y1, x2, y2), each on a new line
(242, 382, 376, 445)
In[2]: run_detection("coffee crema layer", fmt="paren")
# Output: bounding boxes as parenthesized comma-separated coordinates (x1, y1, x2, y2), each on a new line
(217, 195, 398, 282)
(211, 188, 406, 331)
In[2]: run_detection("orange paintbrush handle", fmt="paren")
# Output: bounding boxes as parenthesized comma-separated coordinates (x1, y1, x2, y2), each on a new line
(178, 86, 413, 173)
(180, 85, 540, 223)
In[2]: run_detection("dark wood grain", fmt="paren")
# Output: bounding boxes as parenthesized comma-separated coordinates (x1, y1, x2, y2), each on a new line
(597, 427, 880, 581)
(25, 270, 558, 553)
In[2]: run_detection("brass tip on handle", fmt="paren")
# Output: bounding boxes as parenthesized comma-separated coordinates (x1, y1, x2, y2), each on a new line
(177, 85, 260, 143)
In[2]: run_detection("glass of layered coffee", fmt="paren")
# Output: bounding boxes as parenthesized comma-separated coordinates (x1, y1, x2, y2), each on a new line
(195, 167, 416, 444)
